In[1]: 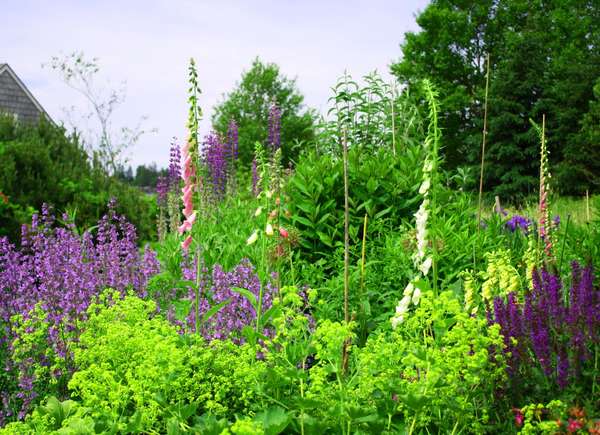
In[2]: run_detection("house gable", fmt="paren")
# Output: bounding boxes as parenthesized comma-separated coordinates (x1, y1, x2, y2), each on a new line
(0, 63, 51, 124)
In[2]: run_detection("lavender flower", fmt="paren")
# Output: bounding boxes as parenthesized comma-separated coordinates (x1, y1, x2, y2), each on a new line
(168, 137, 181, 192)
(175, 258, 275, 343)
(252, 157, 259, 197)
(0, 204, 160, 423)
(489, 263, 599, 391)
(156, 176, 169, 207)
(505, 215, 531, 233)
(203, 132, 227, 198)
(267, 102, 281, 152)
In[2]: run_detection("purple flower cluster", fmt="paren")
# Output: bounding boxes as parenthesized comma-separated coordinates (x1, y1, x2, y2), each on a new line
(252, 158, 259, 197)
(203, 132, 228, 198)
(505, 215, 531, 233)
(268, 102, 281, 151)
(168, 138, 181, 192)
(226, 120, 238, 163)
(171, 258, 275, 343)
(0, 203, 160, 423)
(156, 176, 169, 207)
(491, 262, 599, 390)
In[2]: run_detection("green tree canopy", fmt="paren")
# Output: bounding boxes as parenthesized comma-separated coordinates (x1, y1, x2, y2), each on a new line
(211, 58, 316, 166)
(392, 0, 600, 197)
(0, 115, 156, 242)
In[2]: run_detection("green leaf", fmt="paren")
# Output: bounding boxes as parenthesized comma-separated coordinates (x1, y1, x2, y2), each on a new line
(316, 231, 333, 247)
(399, 391, 429, 411)
(259, 305, 281, 327)
(173, 299, 193, 322)
(254, 406, 290, 435)
(231, 287, 258, 309)
(293, 215, 314, 228)
(202, 299, 232, 323)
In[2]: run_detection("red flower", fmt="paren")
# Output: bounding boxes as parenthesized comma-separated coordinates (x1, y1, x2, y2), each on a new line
(515, 413, 524, 427)
(279, 227, 289, 239)
(567, 418, 583, 433)
(512, 408, 524, 428)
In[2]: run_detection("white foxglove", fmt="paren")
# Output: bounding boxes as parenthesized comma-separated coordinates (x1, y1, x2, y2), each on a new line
(246, 230, 258, 245)
(419, 256, 432, 276)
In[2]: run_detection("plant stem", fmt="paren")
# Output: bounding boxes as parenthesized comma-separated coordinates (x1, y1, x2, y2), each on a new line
(289, 251, 296, 286)
(390, 81, 397, 157)
(300, 369, 305, 435)
(450, 419, 460, 435)
(586, 189, 591, 222)
(558, 214, 571, 275)
(477, 53, 491, 232)
(256, 172, 270, 334)
(342, 129, 350, 374)
(359, 213, 368, 300)
(408, 416, 417, 435)
(195, 246, 201, 334)
(593, 346, 598, 397)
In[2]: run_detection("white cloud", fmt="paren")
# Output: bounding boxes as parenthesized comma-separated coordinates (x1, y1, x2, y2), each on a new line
(1, 0, 429, 168)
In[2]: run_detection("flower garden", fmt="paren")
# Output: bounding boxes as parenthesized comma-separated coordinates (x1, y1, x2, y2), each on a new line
(1, 58, 599, 435)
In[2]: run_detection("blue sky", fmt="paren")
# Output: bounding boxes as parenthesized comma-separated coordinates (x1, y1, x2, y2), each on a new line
(2, 0, 429, 168)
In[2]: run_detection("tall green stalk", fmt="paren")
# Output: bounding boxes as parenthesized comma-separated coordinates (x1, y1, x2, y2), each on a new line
(390, 81, 397, 157)
(342, 129, 350, 373)
(187, 58, 203, 335)
(359, 213, 368, 297)
(423, 80, 441, 296)
(477, 54, 491, 232)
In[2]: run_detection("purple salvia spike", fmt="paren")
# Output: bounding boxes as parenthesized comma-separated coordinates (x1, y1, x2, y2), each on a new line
(268, 102, 281, 152)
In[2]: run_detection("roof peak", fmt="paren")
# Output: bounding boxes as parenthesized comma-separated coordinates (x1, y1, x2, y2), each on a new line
(0, 63, 53, 124)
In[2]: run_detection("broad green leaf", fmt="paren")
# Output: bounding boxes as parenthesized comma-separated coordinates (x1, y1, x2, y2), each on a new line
(202, 299, 232, 323)
(231, 287, 258, 309)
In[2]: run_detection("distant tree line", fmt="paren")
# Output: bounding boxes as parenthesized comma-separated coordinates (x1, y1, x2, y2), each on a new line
(115, 163, 166, 190)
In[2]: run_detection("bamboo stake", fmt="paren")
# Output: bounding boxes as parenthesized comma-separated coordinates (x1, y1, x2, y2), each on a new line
(360, 213, 368, 294)
(477, 54, 491, 231)
(342, 129, 350, 373)
(586, 189, 590, 222)
(391, 81, 397, 157)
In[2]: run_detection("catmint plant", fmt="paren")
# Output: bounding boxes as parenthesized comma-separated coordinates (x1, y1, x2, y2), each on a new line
(156, 175, 168, 241)
(174, 258, 275, 343)
(167, 138, 182, 234)
(0, 202, 160, 424)
(268, 102, 281, 152)
(202, 132, 227, 198)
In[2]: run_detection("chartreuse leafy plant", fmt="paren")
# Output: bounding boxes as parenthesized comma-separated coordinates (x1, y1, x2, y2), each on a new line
(67, 291, 188, 431)
(44, 290, 266, 434)
(358, 291, 507, 434)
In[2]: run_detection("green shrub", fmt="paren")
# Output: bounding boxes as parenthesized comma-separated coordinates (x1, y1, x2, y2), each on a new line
(0, 114, 155, 242)
(286, 146, 423, 269)
(65, 291, 265, 433)
(356, 291, 508, 433)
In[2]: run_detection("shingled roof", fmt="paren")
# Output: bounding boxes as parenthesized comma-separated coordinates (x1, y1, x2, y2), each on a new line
(0, 63, 52, 124)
